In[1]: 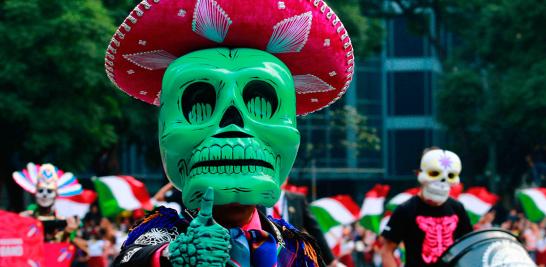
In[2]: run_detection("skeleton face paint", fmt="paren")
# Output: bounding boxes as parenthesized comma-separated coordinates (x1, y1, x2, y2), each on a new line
(418, 150, 461, 205)
(159, 48, 300, 209)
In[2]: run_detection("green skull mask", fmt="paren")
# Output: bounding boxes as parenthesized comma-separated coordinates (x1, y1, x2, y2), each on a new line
(159, 48, 300, 209)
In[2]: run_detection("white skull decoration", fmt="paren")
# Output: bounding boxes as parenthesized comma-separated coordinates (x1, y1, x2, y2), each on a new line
(13, 162, 83, 209)
(418, 149, 462, 205)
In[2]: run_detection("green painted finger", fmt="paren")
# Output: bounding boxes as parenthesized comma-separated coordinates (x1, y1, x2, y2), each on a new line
(196, 187, 214, 225)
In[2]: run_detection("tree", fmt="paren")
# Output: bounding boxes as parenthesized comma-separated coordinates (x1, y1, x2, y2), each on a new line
(357, 0, 546, 195)
(294, 105, 381, 177)
(0, 0, 139, 210)
(0, 1, 384, 210)
(0, 0, 120, 171)
(329, 0, 384, 57)
(358, 0, 457, 60)
(437, 0, 546, 193)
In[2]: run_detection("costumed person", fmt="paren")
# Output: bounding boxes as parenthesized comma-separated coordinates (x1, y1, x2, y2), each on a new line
(12, 162, 83, 242)
(104, 0, 355, 266)
(380, 148, 473, 267)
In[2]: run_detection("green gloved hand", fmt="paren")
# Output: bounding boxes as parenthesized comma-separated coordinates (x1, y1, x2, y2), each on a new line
(168, 187, 231, 267)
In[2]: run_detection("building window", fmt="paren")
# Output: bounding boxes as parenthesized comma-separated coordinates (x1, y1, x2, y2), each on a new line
(356, 70, 382, 102)
(388, 71, 426, 116)
(389, 129, 433, 176)
(390, 17, 426, 58)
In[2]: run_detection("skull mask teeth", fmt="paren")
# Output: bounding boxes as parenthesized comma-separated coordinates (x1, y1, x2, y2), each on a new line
(159, 48, 300, 209)
(418, 149, 462, 204)
(187, 141, 279, 178)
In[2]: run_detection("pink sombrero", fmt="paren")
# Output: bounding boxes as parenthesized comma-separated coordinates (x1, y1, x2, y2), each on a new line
(105, 0, 354, 115)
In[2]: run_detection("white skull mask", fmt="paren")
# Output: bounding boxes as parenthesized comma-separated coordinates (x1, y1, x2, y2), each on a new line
(36, 183, 57, 208)
(418, 149, 462, 205)
(35, 164, 59, 208)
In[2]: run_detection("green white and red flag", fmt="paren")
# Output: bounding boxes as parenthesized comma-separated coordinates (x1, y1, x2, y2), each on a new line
(310, 195, 360, 232)
(55, 189, 97, 219)
(458, 187, 498, 224)
(359, 184, 390, 234)
(517, 187, 546, 223)
(385, 187, 420, 212)
(93, 175, 153, 217)
(449, 183, 464, 199)
(310, 195, 361, 256)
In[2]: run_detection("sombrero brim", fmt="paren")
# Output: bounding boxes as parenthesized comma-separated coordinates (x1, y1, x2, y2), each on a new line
(105, 0, 354, 115)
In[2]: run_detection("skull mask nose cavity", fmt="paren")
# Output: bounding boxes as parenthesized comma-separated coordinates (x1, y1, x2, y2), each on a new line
(441, 178, 447, 182)
(219, 106, 244, 128)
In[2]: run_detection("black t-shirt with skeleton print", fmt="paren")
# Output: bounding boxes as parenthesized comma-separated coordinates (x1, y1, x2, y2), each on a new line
(381, 196, 472, 267)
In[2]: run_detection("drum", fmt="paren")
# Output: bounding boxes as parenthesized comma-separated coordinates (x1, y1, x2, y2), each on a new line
(441, 228, 536, 267)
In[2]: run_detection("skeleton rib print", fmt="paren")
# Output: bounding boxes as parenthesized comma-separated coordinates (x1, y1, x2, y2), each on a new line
(416, 215, 459, 264)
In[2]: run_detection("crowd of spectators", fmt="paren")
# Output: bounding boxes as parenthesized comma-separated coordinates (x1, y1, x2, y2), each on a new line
(328, 209, 546, 267)
(54, 176, 546, 267)
(69, 204, 138, 267)
(62, 194, 546, 267)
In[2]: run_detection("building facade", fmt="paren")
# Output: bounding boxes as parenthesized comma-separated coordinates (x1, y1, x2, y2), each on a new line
(290, 15, 448, 197)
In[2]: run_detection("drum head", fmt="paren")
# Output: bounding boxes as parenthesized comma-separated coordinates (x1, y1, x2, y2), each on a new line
(441, 228, 536, 267)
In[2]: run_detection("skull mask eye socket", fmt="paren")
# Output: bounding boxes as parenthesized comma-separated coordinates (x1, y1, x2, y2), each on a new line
(243, 80, 278, 120)
(37, 187, 54, 195)
(448, 172, 456, 179)
(428, 170, 440, 177)
(181, 82, 216, 124)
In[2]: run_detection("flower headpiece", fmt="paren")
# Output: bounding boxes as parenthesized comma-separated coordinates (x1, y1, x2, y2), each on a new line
(12, 162, 83, 197)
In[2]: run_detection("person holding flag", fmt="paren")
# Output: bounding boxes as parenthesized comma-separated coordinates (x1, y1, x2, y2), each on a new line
(380, 147, 472, 267)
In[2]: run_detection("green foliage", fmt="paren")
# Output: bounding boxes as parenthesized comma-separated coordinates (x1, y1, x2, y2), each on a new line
(331, 105, 381, 154)
(437, 0, 546, 188)
(358, 0, 461, 59)
(359, 0, 546, 189)
(0, 0, 381, 173)
(0, 0, 121, 170)
(329, 0, 384, 57)
(296, 105, 381, 172)
(437, 68, 483, 132)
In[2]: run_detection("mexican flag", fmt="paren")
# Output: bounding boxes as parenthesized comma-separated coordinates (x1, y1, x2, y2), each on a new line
(310, 195, 360, 256)
(323, 225, 344, 256)
(359, 184, 390, 234)
(385, 187, 420, 212)
(517, 188, 546, 223)
(458, 187, 498, 225)
(311, 195, 360, 232)
(449, 183, 464, 199)
(93, 176, 153, 217)
(55, 189, 97, 219)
